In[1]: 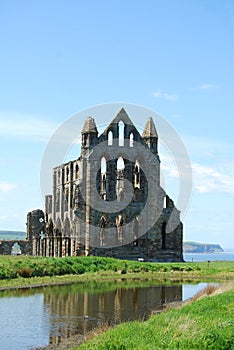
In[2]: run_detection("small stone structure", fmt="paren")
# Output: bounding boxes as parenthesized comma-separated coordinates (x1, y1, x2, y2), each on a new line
(0, 240, 32, 255)
(26, 108, 183, 261)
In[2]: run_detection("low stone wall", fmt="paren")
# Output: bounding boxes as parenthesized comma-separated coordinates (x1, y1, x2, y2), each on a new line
(0, 240, 32, 255)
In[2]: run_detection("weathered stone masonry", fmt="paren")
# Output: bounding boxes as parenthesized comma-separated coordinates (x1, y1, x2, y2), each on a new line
(0, 240, 32, 255)
(26, 108, 183, 261)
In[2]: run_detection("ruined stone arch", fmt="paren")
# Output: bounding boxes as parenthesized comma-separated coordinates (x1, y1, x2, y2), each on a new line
(27, 109, 183, 261)
(11, 242, 22, 255)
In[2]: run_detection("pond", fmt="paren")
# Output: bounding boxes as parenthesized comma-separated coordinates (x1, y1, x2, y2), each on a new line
(0, 280, 212, 350)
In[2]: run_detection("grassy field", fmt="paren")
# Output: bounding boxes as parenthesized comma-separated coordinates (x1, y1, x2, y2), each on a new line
(0, 255, 233, 290)
(77, 284, 234, 350)
(0, 230, 25, 240)
(0, 256, 233, 349)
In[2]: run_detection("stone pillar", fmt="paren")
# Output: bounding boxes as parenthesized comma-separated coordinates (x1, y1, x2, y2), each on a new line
(54, 237, 58, 257)
(62, 237, 66, 257)
(39, 238, 43, 256)
(46, 238, 50, 257)
(70, 238, 75, 256)
(107, 159, 117, 201)
(32, 238, 37, 256)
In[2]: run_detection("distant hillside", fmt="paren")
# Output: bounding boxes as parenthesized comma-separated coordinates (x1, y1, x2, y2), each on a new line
(0, 230, 26, 240)
(184, 241, 223, 253)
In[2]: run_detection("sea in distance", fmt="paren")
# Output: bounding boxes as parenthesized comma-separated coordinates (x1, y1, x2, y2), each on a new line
(184, 251, 234, 262)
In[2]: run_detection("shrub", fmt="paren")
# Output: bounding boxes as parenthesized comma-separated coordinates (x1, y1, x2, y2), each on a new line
(18, 267, 32, 278)
(72, 263, 85, 274)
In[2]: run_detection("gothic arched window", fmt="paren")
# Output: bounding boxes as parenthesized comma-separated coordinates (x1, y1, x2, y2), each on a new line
(130, 133, 134, 147)
(116, 157, 125, 201)
(101, 157, 107, 173)
(134, 161, 140, 189)
(100, 157, 107, 199)
(108, 130, 113, 146)
(118, 121, 124, 146)
(117, 157, 125, 170)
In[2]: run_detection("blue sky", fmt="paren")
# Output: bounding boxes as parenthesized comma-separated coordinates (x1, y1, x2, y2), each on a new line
(0, 0, 233, 249)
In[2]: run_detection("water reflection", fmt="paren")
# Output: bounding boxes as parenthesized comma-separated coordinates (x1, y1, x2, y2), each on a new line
(0, 281, 183, 350)
(44, 283, 182, 347)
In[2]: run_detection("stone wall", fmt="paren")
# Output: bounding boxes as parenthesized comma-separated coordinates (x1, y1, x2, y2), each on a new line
(0, 240, 32, 255)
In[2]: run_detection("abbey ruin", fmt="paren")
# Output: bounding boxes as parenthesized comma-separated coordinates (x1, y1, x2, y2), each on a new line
(26, 108, 183, 261)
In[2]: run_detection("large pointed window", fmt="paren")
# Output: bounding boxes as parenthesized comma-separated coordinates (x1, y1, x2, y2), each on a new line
(100, 157, 107, 199)
(130, 133, 134, 147)
(117, 156, 125, 170)
(101, 157, 107, 173)
(108, 130, 113, 146)
(118, 121, 124, 146)
(134, 161, 140, 188)
(116, 157, 125, 201)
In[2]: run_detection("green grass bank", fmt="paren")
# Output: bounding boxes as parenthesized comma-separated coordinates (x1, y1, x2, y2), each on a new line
(0, 255, 233, 290)
(77, 284, 234, 350)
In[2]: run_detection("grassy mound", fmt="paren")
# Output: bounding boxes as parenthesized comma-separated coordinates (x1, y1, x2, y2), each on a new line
(78, 285, 234, 350)
(0, 256, 233, 290)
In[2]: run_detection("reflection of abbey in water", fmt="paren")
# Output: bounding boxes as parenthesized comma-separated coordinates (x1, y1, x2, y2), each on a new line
(27, 108, 183, 261)
(44, 284, 182, 347)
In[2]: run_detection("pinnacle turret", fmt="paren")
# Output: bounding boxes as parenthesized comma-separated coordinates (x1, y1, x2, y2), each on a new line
(142, 117, 158, 138)
(81, 116, 98, 150)
(82, 116, 98, 134)
(142, 117, 158, 154)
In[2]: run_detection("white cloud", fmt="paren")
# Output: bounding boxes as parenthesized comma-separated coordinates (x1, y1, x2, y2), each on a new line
(192, 163, 234, 194)
(0, 112, 58, 141)
(161, 156, 179, 178)
(161, 149, 234, 195)
(198, 83, 220, 90)
(153, 90, 178, 101)
(0, 182, 16, 193)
